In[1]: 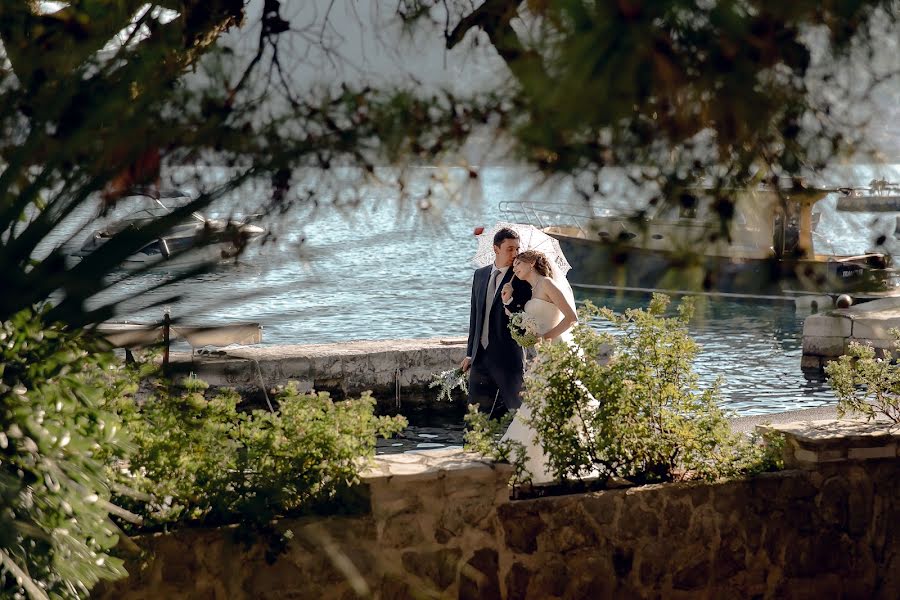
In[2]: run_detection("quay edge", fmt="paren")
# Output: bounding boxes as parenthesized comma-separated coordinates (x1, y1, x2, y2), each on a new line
(801, 296, 900, 371)
(165, 337, 467, 407)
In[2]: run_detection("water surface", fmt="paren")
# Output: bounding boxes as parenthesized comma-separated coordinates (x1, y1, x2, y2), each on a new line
(47, 165, 900, 422)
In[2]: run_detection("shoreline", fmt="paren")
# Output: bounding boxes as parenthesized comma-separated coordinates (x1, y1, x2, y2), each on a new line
(159, 337, 844, 433)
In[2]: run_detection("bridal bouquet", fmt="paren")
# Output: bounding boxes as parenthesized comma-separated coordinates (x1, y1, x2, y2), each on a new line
(429, 367, 468, 402)
(508, 312, 540, 348)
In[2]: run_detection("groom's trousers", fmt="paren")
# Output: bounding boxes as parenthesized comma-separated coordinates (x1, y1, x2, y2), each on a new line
(468, 344, 524, 413)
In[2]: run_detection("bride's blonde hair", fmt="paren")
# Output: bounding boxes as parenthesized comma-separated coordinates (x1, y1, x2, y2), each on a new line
(516, 250, 552, 277)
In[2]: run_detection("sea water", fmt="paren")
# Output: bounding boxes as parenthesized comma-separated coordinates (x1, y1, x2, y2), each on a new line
(44, 164, 900, 448)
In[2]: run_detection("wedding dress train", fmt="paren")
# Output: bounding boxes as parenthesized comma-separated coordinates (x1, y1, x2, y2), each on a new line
(500, 298, 573, 484)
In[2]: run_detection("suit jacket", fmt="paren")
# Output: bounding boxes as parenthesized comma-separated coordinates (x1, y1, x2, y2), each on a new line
(466, 265, 532, 367)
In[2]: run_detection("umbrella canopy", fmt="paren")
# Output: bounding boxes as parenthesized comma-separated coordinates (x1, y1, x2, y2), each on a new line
(472, 222, 572, 274)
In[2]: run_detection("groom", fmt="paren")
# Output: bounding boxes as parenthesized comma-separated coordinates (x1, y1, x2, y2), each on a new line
(461, 227, 532, 412)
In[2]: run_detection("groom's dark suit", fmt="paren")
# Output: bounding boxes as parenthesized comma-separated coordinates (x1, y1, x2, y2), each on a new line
(466, 264, 532, 411)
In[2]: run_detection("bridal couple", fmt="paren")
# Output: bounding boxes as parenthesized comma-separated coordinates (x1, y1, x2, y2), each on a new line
(461, 227, 579, 483)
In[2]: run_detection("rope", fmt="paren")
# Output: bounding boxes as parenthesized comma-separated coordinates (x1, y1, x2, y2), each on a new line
(251, 358, 275, 413)
(488, 390, 499, 419)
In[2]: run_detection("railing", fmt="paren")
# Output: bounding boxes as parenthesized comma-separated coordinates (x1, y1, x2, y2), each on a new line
(93, 314, 263, 371)
(498, 199, 606, 236)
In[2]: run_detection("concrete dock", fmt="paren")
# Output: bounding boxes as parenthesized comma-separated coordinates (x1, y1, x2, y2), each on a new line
(801, 295, 900, 371)
(163, 337, 849, 435)
(168, 337, 468, 405)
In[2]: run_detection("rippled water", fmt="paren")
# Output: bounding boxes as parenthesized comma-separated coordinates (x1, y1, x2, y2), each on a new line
(48, 164, 900, 420)
(580, 292, 829, 416)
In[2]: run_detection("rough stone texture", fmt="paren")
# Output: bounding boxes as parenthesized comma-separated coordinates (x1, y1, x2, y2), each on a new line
(95, 443, 900, 600)
(801, 334, 848, 358)
(165, 337, 467, 405)
(802, 313, 853, 339)
(801, 297, 900, 368)
(758, 419, 900, 469)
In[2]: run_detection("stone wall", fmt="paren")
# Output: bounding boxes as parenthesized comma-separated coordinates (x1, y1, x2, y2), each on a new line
(95, 442, 900, 599)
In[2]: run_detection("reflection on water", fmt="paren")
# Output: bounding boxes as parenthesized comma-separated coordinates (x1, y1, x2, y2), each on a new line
(375, 405, 468, 455)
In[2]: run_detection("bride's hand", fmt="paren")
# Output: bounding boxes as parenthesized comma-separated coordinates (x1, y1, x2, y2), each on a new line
(500, 282, 513, 304)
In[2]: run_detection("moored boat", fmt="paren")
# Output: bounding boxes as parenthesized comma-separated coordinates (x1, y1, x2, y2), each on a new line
(835, 180, 900, 212)
(502, 186, 896, 297)
(72, 189, 265, 267)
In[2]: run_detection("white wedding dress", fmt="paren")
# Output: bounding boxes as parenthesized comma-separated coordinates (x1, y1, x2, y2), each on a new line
(500, 297, 572, 484)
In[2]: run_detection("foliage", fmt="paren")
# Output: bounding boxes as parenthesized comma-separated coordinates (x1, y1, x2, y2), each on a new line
(0, 3, 493, 326)
(106, 380, 408, 536)
(407, 1, 900, 188)
(3, 3, 899, 329)
(521, 295, 780, 485)
(0, 306, 131, 599)
(1, 306, 407, 598)
(428, 367, 469, 402)
(463, 404, 530, 486)
(825, 332, 900, 422)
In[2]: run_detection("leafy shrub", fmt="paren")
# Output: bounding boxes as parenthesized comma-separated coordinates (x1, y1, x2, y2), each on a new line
(0, 306, 131, 599)
(825, 332, 900, 423)
(463, 405, 530, 485)
(107, 379, 407, 537)
(520, 295, 779, 485)
(1, 306, 408, 597)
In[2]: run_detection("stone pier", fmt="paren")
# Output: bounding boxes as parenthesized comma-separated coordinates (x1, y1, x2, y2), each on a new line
(166, 337, 467, 405)
(801, 296, 900, 371)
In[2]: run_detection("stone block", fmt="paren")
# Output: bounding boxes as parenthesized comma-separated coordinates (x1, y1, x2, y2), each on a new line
(498, 505, 544, 554)
(800, 355, 825, 371)
(186, 358, 253, 387)
(816, 448, 847, 462)
(848, 444, 897, 460)
(801, 335, 847, 357)
(381, 512, 428, 548)
(802, 314, 852, 338)
(313, 354, 345, 380)
(849, 318, 900, 342)
(400, 548, 462, 591)
(505, 562, 532, 600)
(458, 549, 500, 600)
(793, 448, 819, 466)
(794, 295, 834, 312)
(671, 552, 711, 590)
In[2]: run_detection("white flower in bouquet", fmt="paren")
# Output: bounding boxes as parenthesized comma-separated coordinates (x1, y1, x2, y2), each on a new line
(508, 312, 540, 348)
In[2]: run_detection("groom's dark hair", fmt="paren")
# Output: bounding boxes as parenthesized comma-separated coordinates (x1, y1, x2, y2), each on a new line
(493, 227, 519, 247)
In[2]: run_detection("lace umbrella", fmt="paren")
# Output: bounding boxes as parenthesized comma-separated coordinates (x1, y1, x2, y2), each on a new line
(471, 222, 572, 274)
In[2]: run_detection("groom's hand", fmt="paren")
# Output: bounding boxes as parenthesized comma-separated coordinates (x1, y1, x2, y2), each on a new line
(460, 356, 472, 373)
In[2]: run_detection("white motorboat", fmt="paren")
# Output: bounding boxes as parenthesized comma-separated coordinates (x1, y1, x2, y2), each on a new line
(72, 189, 265, 267)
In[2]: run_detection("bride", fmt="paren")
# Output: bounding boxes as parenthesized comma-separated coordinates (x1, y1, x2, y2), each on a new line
(499, 249, 579, 484)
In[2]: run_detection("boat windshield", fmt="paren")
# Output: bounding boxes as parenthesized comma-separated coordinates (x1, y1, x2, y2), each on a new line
(120, 193, 205, 226)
